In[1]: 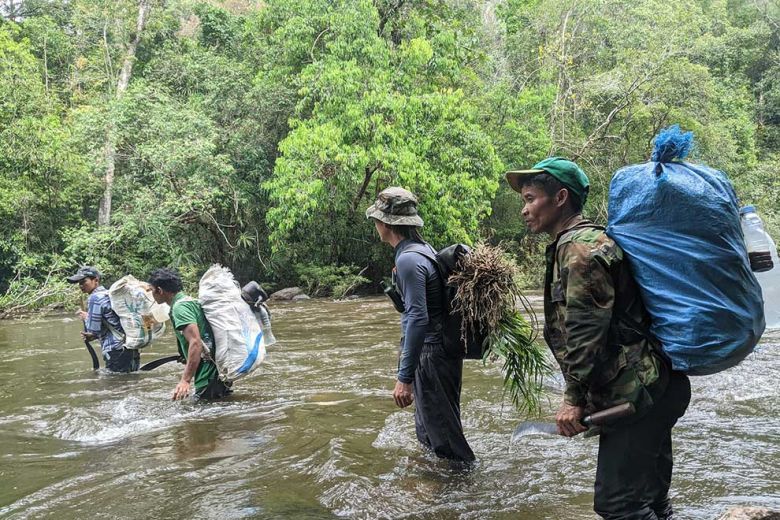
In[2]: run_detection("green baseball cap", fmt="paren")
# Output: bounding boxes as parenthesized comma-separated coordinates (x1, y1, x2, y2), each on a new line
(506, 157, 590, 205)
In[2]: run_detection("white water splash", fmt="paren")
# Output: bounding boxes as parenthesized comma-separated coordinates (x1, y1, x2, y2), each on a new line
(29, 395, 204, 445)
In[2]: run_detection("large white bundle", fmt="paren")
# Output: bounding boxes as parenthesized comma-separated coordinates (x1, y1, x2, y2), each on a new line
(198, 265, 266, 381)
(108, 275, 169, 349)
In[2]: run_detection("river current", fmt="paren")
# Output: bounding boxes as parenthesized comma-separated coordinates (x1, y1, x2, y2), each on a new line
(0, 296, 777, 519)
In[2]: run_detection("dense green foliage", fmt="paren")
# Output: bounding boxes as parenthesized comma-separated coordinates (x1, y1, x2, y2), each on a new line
(1, 0, 778, 311)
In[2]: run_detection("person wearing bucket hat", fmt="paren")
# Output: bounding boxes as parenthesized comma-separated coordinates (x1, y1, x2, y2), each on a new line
(365, 187, 425, 227)
(367, 187, 475, 463)
(67, 266, 138, 372)
(506, 160, 688, 519)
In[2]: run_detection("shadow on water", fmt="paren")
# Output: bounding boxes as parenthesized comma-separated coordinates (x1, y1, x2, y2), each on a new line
(0, 297, 778, 519)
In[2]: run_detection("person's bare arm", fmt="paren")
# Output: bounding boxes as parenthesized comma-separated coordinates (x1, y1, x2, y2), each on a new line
(172, 323, 204, 401)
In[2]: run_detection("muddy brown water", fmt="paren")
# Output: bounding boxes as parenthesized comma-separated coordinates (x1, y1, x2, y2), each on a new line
(0, 296, 778, 519)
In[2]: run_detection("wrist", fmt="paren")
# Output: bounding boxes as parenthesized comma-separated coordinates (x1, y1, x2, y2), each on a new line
(564, 382, 587, 408)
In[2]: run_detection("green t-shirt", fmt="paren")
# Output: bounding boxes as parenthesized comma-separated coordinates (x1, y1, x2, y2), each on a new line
(170, 292, 219, 391)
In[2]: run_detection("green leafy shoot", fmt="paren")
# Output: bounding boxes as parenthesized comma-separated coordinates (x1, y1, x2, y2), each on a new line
(485, 311, 552, 415)
(450, 243, 551, 414)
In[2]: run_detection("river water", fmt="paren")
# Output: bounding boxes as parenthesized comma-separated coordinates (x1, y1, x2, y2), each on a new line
(0, 296, 777, 519)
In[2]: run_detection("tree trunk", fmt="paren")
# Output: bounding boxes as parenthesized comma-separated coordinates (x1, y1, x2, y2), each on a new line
(98, 0, 152, 227)
(5, 1, 18, 22)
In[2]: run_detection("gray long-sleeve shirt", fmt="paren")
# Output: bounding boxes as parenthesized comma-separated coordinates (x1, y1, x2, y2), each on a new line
(393, 239, 444, 383)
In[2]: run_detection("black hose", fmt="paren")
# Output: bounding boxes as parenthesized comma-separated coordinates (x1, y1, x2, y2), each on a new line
(84, 339, 99, 370)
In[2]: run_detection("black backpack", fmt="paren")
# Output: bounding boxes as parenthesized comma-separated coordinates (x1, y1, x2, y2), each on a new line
(398, 243, 487, 360)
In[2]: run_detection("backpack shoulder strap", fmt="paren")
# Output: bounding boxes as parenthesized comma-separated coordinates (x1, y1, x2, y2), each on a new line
(398, 244, 445, 285)
(557, 222, 606, 248)
(398, 242, 437, 260)
(397, 244, 450, 320)
(170, 295, 222, 374)
(92, 288, 126, 342)
(170, 295, 196, 328)
(599, 240, 664, 356)
(172, 295, 196, 308)
(171, 295, 196, 313)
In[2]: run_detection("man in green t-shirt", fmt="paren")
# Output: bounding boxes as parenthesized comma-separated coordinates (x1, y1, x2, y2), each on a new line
(148, 268, 231, 400)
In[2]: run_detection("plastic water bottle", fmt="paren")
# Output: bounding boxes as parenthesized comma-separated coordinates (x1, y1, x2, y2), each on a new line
(150, 302, 170, 323)
(756, 234, 780, 329)
(255, 304, 277, 346)
(740, 206, 780, 329)
(740, 206, 774, 272)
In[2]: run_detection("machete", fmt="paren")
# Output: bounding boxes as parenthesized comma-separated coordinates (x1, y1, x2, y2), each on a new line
(80, 296, 99, 370)
(140, 355, 181, 371)
(511, 402, 635, 442)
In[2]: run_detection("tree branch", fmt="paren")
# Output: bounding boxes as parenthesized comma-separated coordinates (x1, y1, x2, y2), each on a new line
(378, 0, 406, 36)
(574, 59, 669, 159)
(352, 162, 382, 213)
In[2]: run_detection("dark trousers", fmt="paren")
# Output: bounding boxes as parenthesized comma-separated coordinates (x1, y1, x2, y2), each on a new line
(594, 371, 691, 520)
(103, 348, 140, 373)
(413, 343, 475, 463)
(195, 377, 233, 400)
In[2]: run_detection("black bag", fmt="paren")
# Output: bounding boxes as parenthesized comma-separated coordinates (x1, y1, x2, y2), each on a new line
(397, 243, 487, 360)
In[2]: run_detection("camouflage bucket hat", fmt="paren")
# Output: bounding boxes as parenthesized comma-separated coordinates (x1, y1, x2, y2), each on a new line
(365, 187, 424, 227)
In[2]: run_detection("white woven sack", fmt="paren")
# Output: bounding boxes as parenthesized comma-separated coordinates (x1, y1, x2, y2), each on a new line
(108, 275, 169, 349)
(198, 264, 266, 381)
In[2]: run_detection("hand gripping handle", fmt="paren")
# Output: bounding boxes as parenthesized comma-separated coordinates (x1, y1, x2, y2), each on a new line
(582, 402, 636, 427)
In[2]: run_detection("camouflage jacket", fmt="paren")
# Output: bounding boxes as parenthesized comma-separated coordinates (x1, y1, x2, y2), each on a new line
(543, 217, 668, 415)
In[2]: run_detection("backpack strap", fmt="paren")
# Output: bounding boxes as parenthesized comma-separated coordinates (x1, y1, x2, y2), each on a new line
(92, 287, 126, 345)
(170, 295, 218, 361)
(397, 244, 449, 331)
(397, 243, 443, 289)
(101, 316, 126, 344)
(561, 223, 660, 351)
(170, 295, 196, 327)
(557, 222, 606, 247)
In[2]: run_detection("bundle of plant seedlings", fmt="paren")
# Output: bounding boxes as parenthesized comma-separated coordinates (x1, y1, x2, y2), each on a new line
(449, 243, 551, 414)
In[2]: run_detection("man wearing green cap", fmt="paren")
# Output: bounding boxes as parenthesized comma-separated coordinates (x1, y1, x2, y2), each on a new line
(506, 158, 690, 520)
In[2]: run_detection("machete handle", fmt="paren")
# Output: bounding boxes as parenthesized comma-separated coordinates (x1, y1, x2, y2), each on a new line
(582, 402, 635, 427)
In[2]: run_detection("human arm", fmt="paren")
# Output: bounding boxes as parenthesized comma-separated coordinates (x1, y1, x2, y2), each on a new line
(172, 323, 204, 400)
(556, 242, 616, 411)
(395, 253, 430, 388)
(81, 294, 102, 341)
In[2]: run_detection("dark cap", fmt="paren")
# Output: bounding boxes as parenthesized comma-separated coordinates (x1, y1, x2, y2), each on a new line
(506, 157, 590, 206)
(66, 266, 101, 283)
(365, 187, 424, 227)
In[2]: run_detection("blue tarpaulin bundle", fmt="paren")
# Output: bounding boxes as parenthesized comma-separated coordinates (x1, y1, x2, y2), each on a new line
(606, 125, 765, 375)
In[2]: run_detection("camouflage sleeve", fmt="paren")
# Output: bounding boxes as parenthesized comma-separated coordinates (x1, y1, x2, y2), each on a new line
(557, 241, 616, 407)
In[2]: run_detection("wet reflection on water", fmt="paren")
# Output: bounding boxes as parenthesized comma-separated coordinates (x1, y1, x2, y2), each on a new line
(0, 297, 778, 519)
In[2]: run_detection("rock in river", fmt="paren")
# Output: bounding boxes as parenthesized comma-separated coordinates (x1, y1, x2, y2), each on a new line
(269, 287, 307, 301)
